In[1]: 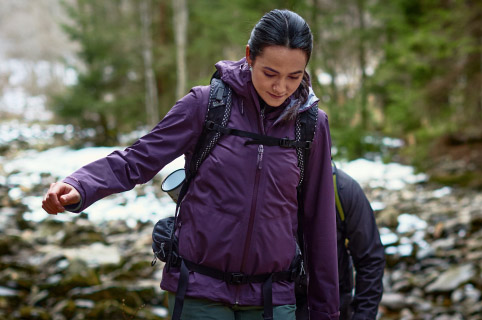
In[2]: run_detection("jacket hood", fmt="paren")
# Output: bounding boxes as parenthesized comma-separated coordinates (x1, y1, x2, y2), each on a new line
(214, 58, 319, 124)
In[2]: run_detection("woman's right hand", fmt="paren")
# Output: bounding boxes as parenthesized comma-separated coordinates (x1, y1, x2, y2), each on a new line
(42, 182, 81, 215)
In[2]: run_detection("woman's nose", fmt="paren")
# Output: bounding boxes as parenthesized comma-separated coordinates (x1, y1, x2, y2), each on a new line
(273, 79, 286, 94)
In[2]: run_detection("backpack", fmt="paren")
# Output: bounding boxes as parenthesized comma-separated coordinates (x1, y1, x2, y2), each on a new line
(152, 74, 318, 320)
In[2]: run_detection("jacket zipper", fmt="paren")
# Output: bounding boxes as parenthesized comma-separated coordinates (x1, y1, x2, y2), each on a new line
(235, 144, 264, 304)
(234, 89, 265, 305)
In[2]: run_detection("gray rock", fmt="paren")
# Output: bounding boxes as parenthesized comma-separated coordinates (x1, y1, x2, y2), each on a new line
(39, 243, 122, 267)
(426, 264, 476, 293)
(380, 292, 409, 311)
(0, 286, 19, 297)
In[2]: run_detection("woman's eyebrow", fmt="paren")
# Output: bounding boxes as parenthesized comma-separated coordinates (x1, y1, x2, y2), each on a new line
(263, 66, 303, 75)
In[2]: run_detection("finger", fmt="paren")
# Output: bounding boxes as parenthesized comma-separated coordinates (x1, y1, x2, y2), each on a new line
(42, 196, 62, 213)
(47, 192, 65, 212)
(60, 191, 80, 206)
(42, 202, 58, 215)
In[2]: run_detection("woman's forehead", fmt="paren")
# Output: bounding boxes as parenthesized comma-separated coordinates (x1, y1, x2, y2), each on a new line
(256, 46, 307, 72)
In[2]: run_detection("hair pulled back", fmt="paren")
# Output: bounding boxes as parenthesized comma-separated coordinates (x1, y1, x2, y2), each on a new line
(248, 9, 313, 118)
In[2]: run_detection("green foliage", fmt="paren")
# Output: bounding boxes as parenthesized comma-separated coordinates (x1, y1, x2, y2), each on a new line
(50, 0, 481, 177)
(54, 0, 147, 145)
(331, 125, 366, 161)
(370, 0, 482, 138)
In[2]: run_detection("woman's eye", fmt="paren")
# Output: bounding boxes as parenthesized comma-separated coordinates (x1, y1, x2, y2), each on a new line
(264, 73, 275, 78)
(289, 76, 301, 80)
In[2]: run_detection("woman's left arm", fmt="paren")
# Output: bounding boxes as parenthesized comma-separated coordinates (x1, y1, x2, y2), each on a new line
(302, 110, 340, 320)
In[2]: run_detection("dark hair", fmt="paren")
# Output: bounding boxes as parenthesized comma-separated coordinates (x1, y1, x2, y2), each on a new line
(248, 9, 313, 118)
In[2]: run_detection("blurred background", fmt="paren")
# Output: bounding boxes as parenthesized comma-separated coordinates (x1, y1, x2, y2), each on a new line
(0, 0, 480, 319)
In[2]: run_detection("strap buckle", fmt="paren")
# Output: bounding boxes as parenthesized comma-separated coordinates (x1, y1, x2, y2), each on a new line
(304, 141, 313, 149)
(229, 272, 247, 285)
(205, 121, 216, 130)
(279, 138, 292, 148)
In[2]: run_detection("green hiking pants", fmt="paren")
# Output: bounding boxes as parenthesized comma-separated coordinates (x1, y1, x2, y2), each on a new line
(167, 292, 296, 320)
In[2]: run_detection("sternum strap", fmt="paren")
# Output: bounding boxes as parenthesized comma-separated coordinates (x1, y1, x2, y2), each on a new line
(205, 120, 312, 149)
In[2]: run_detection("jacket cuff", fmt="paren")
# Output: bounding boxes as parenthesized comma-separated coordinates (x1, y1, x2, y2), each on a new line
(62, 178, 84, 213)
(63, 199, 82, 213)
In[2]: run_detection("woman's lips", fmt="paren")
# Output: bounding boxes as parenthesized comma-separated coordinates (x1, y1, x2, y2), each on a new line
(268, 92, 285, 99)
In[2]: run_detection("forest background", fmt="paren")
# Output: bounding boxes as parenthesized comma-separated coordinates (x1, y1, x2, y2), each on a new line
(1, 0, 481, 188)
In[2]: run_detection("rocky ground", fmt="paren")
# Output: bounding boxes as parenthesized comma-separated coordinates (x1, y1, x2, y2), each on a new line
(0, 205, 167, 319)
(369, 182, 482, 320)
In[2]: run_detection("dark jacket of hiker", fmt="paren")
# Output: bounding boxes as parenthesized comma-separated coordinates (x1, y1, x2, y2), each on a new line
(335, 168, 385, 320)
(62, 57, 339, 319)
(296, 168, 384, 320)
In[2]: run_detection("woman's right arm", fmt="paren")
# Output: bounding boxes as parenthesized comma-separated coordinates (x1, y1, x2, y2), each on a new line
(42, 86, 209, 214)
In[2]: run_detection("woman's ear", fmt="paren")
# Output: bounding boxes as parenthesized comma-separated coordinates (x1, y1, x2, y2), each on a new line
(245, 45, 252, 66)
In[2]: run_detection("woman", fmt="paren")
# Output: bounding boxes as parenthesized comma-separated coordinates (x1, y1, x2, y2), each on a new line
(42, 9, 339, 320)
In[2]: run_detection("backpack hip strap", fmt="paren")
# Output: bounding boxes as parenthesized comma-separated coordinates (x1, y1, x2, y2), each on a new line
(182, 258, 297, 284)
(170, 258, 298, 320)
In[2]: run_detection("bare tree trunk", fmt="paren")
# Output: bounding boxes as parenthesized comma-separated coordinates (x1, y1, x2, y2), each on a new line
(172, 0, 188, 100)
(307, 0, 322, 95)
(140, 0, 159, 127)
(314, 0, 340, 123)
(464, 0, 482, 124)
(357, 0, 368, 130)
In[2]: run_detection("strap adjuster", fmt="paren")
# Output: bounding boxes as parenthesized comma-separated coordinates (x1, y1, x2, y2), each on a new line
(279, 138, 292, 148)
(205, 121, 216, 130)
(228, 272, 247, 285)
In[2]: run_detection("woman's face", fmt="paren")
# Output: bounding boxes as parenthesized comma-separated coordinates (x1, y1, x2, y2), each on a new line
(246, 45, 307, 107)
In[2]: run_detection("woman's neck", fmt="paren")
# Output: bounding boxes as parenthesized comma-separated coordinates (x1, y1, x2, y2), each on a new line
(259, 97, 278, 113)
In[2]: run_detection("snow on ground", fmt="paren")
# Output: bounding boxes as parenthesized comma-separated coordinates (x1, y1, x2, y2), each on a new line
(2, 145, 185, 227)
(338, 158, 427, 190)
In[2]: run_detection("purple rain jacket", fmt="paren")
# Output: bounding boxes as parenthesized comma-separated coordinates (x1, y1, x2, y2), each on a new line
(63, 58, 339, 319)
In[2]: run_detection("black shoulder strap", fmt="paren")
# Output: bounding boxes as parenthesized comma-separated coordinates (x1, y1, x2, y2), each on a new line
(295, 104, 318, 257)
(296, 105, 318, 188)
(166, 75, 232, 272)
(187, 75, 233, 182)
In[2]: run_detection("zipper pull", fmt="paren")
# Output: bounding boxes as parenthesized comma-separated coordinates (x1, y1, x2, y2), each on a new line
(241, 100, 245, 115)
(151, 254, 158, 267)
(257, 145, 264, 169)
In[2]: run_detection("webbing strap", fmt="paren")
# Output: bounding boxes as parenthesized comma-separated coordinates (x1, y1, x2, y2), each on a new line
(333, 170, 345, 221)
(172, 260, 189, 320)
(170, 258, 296, 320)
(205, 121, 312, 149)
(262, 274, 274, 320)
(183, 259, 296, 284)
